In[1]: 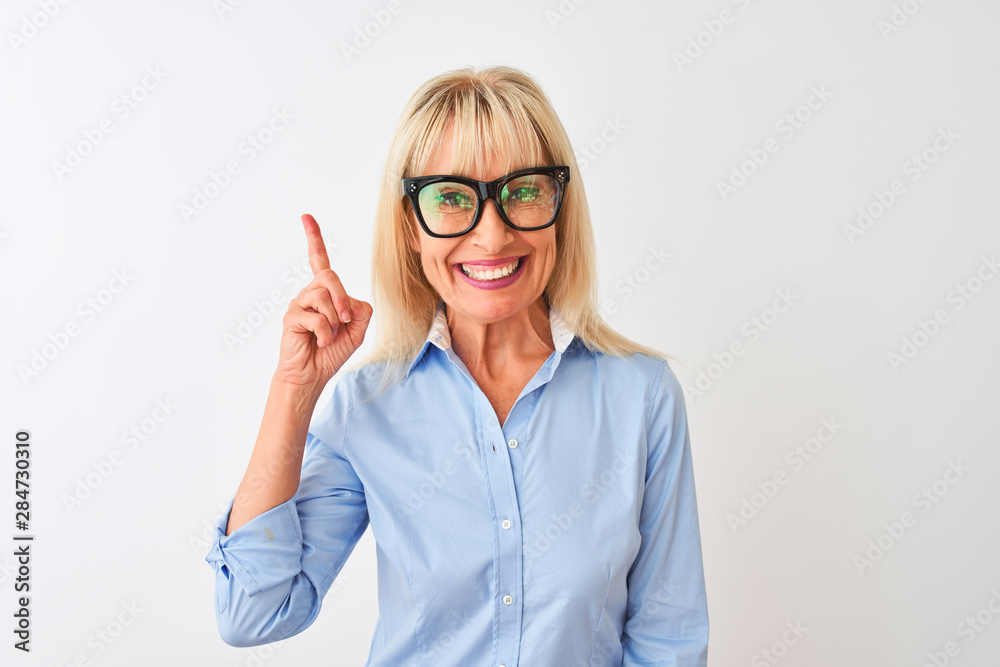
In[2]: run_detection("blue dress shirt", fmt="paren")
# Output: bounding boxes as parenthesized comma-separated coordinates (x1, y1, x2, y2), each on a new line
(205, 300, 709, 666)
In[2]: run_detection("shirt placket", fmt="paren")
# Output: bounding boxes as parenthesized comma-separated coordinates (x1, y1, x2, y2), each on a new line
(480, 395, 522, 667)
(445, 346, 563, 667)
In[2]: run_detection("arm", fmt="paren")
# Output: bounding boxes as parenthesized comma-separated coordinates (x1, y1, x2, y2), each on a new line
(204, 375, 369, 647)
(226, 376, 322, 535)
(621, 360, 710, 666)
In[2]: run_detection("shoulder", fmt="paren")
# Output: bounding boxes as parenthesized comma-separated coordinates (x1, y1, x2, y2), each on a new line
(574, 345, 687, 431)
(570, 342, 678, 396)
(307, 362, 383, 441)
(308, 360, 408, 457)
(323, 356, 429, 419)
(327, 360, 396, 407)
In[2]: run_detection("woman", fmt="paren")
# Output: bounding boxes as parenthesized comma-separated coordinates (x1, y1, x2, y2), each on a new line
(205, 65, 709, 666)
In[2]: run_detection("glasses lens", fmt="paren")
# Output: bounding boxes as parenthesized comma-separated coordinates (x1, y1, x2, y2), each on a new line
(417, 182, 478, 235)
(500, 174, 560, 228)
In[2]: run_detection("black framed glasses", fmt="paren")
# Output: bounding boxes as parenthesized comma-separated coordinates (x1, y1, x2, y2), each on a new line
(401, 165, 570, 238)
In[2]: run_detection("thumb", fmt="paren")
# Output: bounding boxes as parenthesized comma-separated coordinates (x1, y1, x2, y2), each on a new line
(348, 297, 371, 322)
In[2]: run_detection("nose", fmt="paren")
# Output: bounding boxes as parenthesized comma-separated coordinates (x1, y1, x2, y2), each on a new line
(468, 196, 513, 253)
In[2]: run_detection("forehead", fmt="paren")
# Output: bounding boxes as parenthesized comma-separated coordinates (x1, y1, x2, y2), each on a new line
(416, 114, 549, 182)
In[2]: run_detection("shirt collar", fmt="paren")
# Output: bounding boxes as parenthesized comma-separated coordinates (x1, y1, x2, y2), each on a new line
(406, 300, 575, 377)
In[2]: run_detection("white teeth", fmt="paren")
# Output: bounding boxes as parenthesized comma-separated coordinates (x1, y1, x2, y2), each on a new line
(461, 258, 520, 281)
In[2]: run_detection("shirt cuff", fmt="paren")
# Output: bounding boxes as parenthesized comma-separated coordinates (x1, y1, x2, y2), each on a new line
(204, 495, 304, 598)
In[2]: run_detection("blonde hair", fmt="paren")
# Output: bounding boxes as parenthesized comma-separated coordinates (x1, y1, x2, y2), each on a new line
(346, 65, 673, 396)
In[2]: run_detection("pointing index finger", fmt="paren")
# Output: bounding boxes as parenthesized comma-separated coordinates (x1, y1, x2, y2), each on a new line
(301, 213, 331, 275)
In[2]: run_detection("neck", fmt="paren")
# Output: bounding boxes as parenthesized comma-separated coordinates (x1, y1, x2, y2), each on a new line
(447, 297, 554, 379)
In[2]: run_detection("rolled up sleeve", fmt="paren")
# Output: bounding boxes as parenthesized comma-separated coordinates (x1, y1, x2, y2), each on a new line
(205, 496, 304, 599)
(622, 360, 709, 666)
(204, 377, 369, 647)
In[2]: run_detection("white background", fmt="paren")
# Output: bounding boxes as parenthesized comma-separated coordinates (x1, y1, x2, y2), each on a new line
(2, 0, 999, 665)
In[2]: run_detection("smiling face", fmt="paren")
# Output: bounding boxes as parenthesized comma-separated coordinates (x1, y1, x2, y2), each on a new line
(406, 122, 557, 325)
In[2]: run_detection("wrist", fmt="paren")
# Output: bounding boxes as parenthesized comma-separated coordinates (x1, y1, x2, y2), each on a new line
(270, 373, 327, 407)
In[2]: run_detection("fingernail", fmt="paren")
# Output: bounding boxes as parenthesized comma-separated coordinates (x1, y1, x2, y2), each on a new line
(341, 309, 351, 323)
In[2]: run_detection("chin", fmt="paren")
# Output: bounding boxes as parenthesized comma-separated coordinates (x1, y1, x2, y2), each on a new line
(452, 292, 531, 322)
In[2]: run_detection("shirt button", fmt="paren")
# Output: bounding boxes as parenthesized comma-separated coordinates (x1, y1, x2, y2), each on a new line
(503, 594, 513, 605)
(502, 519, 511, 530)
(507, 438, 518, 449)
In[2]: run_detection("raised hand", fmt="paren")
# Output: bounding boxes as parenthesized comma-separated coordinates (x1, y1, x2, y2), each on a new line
(274, 214, 373, 388)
